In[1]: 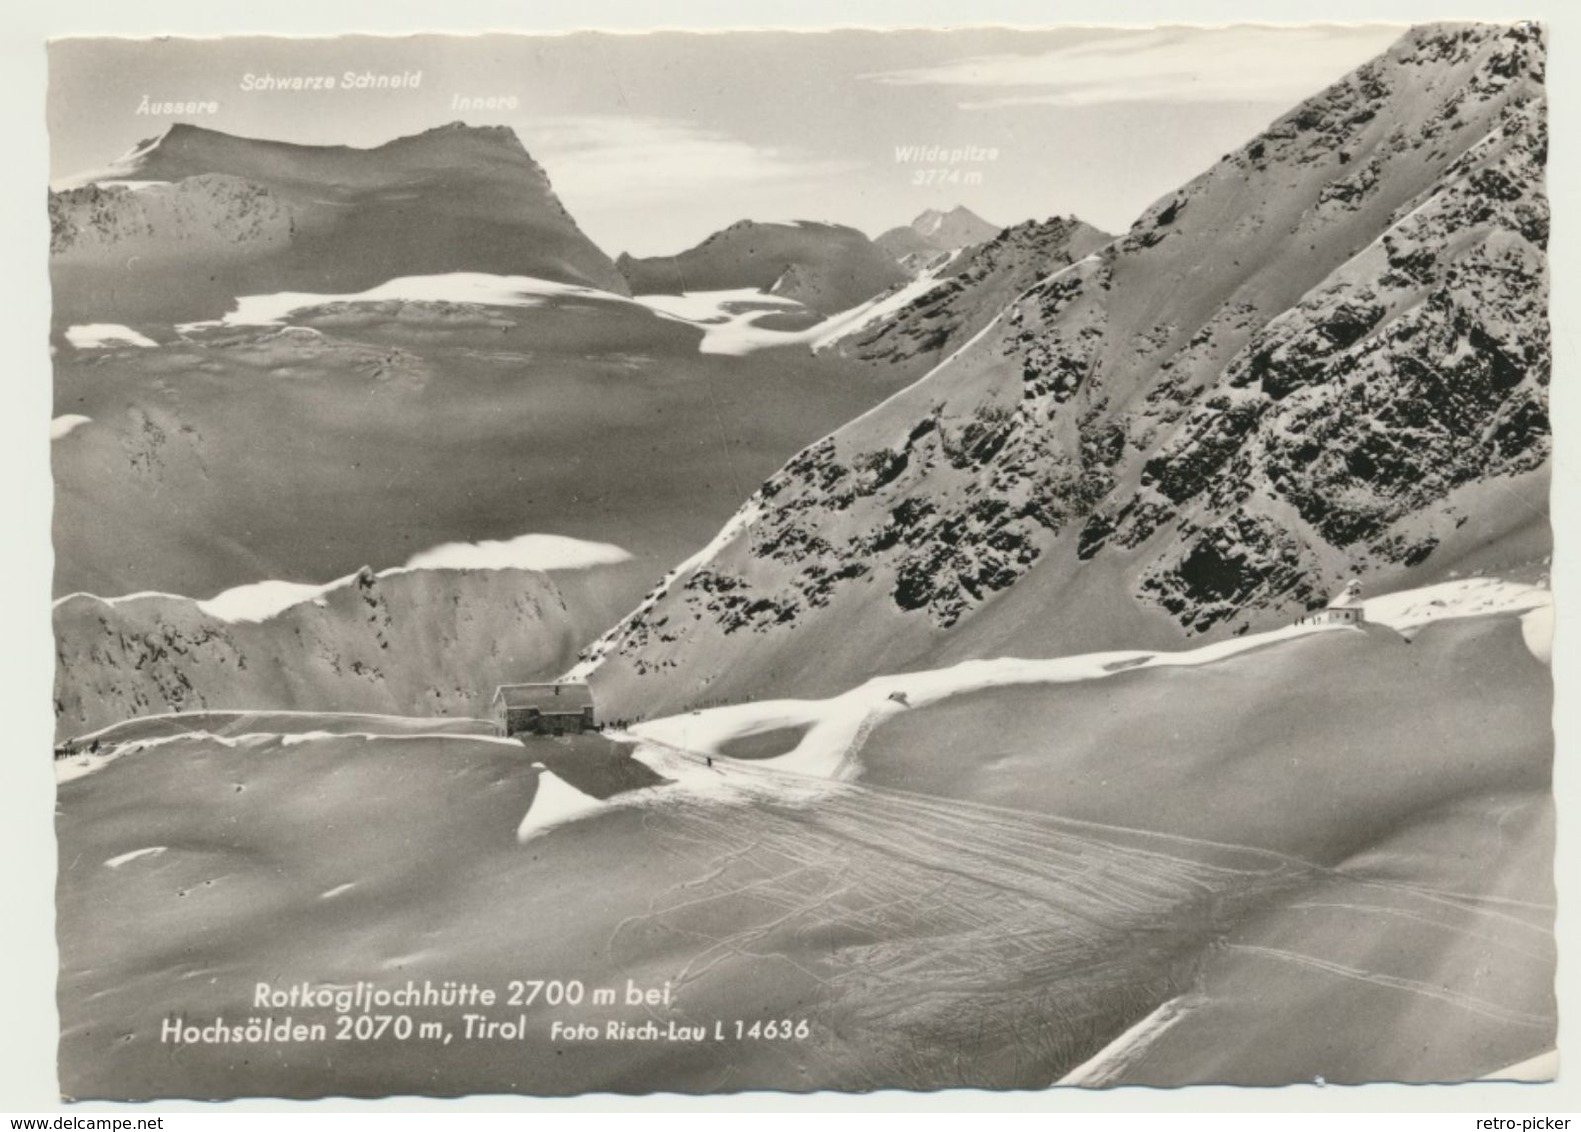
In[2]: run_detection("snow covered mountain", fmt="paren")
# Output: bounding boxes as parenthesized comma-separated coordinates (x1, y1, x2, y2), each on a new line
(831, 215, 1114, 379)
(616, 220, 908, 316)
(911, 205, 1001, 249)
(874, 205, 1003, 275)
(53, 564, 599, 739)
(875, 205, 1001, 262)
(872, 223, 937, 266)
(49, 122, 629, 326)
(55, 578, 1555, 1094)
(579, 22, 1550, 717)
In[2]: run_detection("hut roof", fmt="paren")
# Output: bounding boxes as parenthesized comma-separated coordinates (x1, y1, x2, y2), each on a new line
(1327, 580, 1365, 609)
(491, 683, 595, 712)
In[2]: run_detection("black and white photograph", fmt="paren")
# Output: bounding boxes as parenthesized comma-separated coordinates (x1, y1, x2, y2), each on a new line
(30, 6, 1565, 1107)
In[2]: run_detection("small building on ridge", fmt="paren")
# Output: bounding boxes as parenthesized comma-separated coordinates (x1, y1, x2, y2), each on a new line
(1295, 579, 1367, 627)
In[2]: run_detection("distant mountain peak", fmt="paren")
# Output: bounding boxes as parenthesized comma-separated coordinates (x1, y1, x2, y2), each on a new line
(911, 205, 998, 244)
(411, 120, 529, 146)
(875, 204, 1004, 272)
(116, 120, 214, 159)
(52, 120, 631, 322)
(618, 217, 906, 315)
(100, 120, 538, 179)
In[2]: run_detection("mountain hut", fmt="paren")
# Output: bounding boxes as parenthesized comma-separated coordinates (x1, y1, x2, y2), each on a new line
(1295, 579, 1367, 627)
(492, 682, 596, 737)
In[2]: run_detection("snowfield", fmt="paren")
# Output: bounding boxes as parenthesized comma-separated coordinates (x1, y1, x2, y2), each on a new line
(515, 764, 614, 842)
(627, 618, 1359, 787)
(403, 533, 632, 573)
(174, 272, 631, 333)
(629, 270, 958, 357)
(69, 574, 1540, 808)
(57, 531, 632, 626)
(1362, 576, 1551, 632)
(631, 288, 809, 355)
(55, 577, 1548, 820)
(197, 578, 339, 622)
(65, 324, 158, 349)
(80, 262, 952, 361)
(567, 577, 1552, 832)
(50, 414, 92, 440)
(150, 266, 915, 360)
(1055, 995, 1200, 1087)
(53, 579, 1553, 1094)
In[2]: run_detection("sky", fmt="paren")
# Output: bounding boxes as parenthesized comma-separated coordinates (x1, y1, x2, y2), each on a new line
(48, 24, 1406, 266)
(49, 24, 1410, 256)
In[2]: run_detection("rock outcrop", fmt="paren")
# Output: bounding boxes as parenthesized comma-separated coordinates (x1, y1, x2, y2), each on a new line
(829, 214, 1114, 379)
(578, 22, 1550, 717)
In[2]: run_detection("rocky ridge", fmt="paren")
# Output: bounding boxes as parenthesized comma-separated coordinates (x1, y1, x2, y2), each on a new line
(54, 566, 585, 739)
(577, 22, 1550, 715)
(830, 214, 1115, 379)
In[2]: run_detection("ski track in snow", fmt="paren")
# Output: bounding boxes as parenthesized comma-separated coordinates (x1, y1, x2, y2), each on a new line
(595, 734, 1546, 1077)
(1225, 943, 1551, 1028)
(54, 576, 1550, 1076)
(1055, 995, 1200, 1087)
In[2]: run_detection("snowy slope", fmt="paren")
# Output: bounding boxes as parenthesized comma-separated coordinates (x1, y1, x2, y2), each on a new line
(583, 23, 1550, 718)
(53, 564, 594, 739)
(55, 581, 1552, 1093)
(619, 576, 1549, 784)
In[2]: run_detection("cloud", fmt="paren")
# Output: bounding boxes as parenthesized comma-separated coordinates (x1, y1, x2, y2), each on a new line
(190, 534, 633, 623)
(403, 533, 632, 573)
(862, 25, 1406, 109)
(522, 115, 860, 207)
(65, 323, 159, 349)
